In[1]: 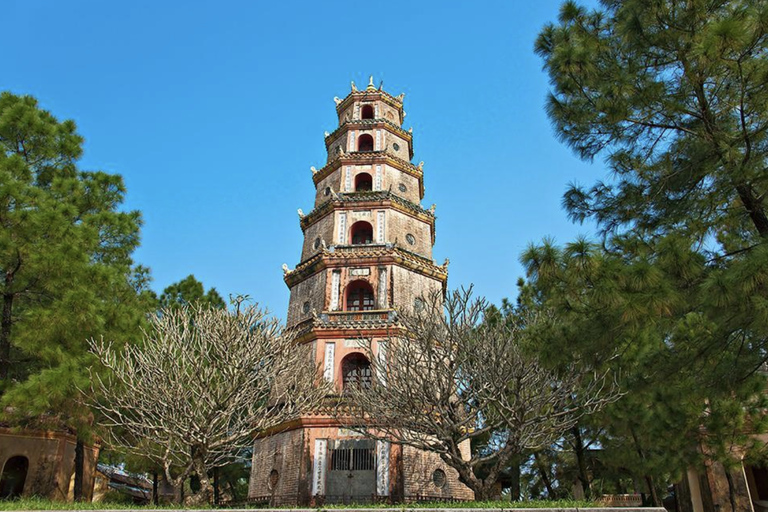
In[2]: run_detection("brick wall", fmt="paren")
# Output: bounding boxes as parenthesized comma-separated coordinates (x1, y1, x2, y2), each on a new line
(249, 429, 306, 505)
(392, 266, 444, 312)
(402, 445, 474, 501)
(386, 209, 433, 258)
(300, 212, 335, 261)
(286, 271, 326, 327)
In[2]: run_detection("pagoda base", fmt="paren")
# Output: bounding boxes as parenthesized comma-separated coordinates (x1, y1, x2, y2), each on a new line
(248, 417, 473, 506)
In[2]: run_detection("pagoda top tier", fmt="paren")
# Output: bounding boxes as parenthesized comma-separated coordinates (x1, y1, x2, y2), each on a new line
(333, 76, 406, 127)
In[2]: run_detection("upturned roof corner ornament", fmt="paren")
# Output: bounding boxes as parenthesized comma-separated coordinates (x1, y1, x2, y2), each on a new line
(430, 204, 436, 214)
(334, 96, 342, 105)
(378, 81, 384, 91)
(418, 161, 424, 170)
(397, 93, 405, 101)
(297, 209, 305, 219)
(403, 110, 407, 118)
(350, 81, 357, 92)
(442, 258, 450, 268)
(408, 127, 413, 133)
(282, 263, 290, 274)
(310, 166, 318, 175)
(324, 131, 329, 138)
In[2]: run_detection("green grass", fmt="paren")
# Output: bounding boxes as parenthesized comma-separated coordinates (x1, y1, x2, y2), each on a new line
(0, 497, 199, 510)
(321, 500, 599, 509)
(0, 497, 602, 511)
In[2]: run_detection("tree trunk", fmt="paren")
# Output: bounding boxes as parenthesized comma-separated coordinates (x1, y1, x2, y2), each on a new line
(509, 455, 521, 501)
(571, 425, 592, 499)
(735, 183, 768, 238)
(0, 280, 15, 382)
(629, 427, 660, 506)
(187, 453, 213, 505)
(153, 471, 159, 506)
(213, 466, 219, 506)
(645, 475, 660, 507)
(534, 452, 555, 497)
(73, 439, 84, 501)
(724, 468, 738, 512)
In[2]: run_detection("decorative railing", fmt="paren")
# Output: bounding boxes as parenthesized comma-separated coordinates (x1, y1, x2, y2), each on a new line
(404, 494, 472, 503)
(320, 309, 396, 325)
(598, 494, 643, 507)
(312, 494, 390, 506)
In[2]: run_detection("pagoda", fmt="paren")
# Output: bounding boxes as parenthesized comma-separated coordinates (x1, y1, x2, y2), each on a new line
(248, 78, 472, 505)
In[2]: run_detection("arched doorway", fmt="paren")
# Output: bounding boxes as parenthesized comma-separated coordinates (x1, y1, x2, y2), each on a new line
(0, 456, 28, 499)
(345, 280, 375, 311)
(350, 221, 373, 245)
(357, 134, 374, 152)
(354, 173, 372, 191)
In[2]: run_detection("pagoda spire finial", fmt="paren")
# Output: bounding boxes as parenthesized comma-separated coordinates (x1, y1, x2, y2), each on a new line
(367, 75, 376, 91)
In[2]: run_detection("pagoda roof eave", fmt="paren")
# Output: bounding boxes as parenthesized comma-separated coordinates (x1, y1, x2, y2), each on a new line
(312, 153, 425, 199)
(300, 191, 435, 234)
(324, 119, 413, 149)
(335, 89, 405, 117)
(283, 245, 448, 288)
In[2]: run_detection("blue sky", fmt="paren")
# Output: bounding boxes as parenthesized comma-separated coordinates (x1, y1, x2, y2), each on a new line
(4, 0, 605, 317)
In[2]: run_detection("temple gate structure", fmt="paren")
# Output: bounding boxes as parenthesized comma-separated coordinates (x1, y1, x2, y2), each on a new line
(248, 79, 473, 505)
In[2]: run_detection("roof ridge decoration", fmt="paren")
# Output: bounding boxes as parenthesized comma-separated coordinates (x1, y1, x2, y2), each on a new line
(334, 76, 405, 113)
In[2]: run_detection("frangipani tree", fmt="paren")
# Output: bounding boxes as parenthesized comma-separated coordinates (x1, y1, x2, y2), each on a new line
(89, 301, 327, 503)
(340, 289, 619, 500)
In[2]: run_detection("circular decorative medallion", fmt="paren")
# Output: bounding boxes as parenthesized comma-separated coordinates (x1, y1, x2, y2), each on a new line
(432, 468, 446, 488)
(314, 237, 321, 250)
(398, 183, 407, 193)
(393, 143, 400, 151)
(302, 301, 311, 314)
(405, 233, 416, 246)
(268, 470, 279, 490)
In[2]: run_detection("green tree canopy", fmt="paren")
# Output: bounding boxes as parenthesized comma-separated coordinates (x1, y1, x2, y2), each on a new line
(159, 274, 226, 310)
(536, 0, 768, 247)
(0, 91, 152, 435)
(530, 0, 768, 503)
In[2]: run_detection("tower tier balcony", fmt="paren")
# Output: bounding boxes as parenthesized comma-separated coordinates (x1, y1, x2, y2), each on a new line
(291, 309, 398, 340)
(285, 244, 448, 288)
(300, 191, 434, 232)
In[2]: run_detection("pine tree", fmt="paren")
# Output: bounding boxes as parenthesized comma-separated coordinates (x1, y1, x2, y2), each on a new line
(529, 4, 768, 503)
(159, 274, 226, 310)
(0, 91, 152, 443)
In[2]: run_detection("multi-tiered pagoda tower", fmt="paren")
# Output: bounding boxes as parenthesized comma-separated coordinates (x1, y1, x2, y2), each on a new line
(249, 78, 472, 505)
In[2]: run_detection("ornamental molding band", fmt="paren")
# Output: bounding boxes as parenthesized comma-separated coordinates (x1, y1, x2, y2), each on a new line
(249, 79, 473, 505)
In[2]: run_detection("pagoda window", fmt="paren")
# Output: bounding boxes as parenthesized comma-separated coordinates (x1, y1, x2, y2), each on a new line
(361, 104, 374, 120)
(357, 134, 374, 152)
(355, 173, 373, 191)
(350, 221, 373, 245)
(341, 353, 373, 391)
(345, 280, 375, 311)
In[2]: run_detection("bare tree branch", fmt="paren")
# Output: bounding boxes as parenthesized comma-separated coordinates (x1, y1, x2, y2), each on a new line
(87, 302, 327, 504)
(337, 288, 620, 500)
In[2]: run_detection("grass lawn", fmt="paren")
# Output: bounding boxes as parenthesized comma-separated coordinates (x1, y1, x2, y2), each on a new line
(0, 498, 603, 510)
